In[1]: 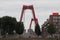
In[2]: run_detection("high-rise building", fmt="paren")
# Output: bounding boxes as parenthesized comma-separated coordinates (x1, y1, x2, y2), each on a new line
(42, 12, 60, 37)
(50, 12, 60, 34)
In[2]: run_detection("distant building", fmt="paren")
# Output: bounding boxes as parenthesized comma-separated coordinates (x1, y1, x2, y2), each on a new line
(42, 12, 60, 37)
(42, 19, 50, 37)
(50, 12, 60, 36)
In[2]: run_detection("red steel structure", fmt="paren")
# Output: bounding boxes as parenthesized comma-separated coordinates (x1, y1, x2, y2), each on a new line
(20, 5, 39, 29)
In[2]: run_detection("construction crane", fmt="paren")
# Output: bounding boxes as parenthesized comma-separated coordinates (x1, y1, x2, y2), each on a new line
(20, 5, 39, 29)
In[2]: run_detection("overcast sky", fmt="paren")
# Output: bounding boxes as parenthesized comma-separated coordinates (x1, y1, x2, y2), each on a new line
(0, 0, 60, 30)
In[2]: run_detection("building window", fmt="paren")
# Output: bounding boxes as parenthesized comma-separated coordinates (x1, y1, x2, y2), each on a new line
(58, 16, 60, 19)
(53, 20, 57, 22)
(59, 20, 60, 22)
(58, 23, 60, 26)
(53, 23, 56, 25)
(53, 16, 58, 20)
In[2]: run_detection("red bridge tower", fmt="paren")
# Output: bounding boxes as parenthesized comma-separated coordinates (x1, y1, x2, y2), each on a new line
(20, 5, 39, 29)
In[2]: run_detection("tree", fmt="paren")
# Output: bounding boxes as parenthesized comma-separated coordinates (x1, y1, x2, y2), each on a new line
(0, 18, 2, 28)
(35, 24, 41, 36)
(15, 22, 24, 34)
(1, 16, 17, 35)
(47, 24, 56, 37)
